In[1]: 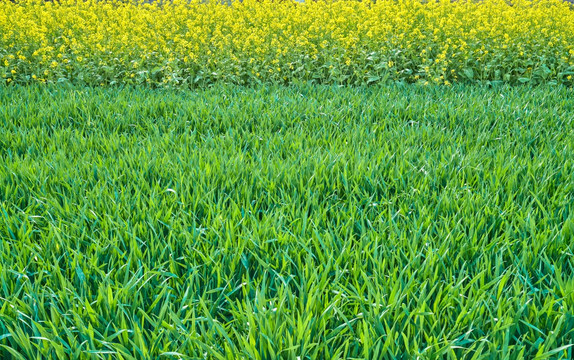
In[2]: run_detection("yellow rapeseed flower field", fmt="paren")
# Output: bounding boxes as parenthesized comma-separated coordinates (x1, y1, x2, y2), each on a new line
(1, 0, 573, 86)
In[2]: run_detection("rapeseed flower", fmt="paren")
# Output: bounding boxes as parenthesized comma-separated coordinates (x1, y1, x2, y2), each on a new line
(0, 0, 573, 86)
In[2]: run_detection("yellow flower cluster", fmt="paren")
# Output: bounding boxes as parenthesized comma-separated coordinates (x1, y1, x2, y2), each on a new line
(1, 0, 573, 86)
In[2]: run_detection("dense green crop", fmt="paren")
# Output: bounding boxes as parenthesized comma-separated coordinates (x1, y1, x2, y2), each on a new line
(0, 84, 573, 359)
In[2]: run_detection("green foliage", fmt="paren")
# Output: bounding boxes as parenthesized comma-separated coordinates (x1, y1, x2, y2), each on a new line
(0, 84, 573, 359)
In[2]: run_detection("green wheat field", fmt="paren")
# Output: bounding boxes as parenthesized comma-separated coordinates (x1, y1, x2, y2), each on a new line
(0, 84, 573, 359)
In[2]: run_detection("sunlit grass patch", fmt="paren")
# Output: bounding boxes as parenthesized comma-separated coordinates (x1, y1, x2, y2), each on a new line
(0, 84, 573, 358)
